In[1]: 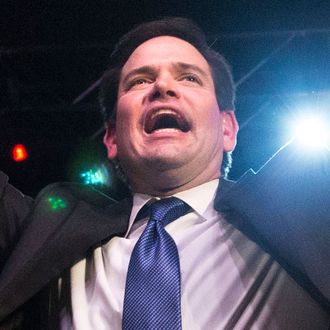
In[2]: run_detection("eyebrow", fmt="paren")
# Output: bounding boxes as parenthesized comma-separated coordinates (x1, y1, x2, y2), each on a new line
(121, 61, 210, 86)
(121, 65, 158, 86)
(173, 62, 210, 80)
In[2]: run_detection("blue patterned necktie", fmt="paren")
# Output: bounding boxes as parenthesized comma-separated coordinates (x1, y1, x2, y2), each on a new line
(122, 197, 191, 330)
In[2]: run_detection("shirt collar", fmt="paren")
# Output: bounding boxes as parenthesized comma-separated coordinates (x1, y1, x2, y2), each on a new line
(125, 179, 220, 236)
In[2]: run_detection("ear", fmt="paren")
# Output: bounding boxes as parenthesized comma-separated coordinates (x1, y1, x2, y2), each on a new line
(103, 121, 118, 159)
(222, 111, 239, 152)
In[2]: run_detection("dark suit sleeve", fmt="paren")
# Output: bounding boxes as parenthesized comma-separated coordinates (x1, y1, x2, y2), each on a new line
(0, 171, 34, 269)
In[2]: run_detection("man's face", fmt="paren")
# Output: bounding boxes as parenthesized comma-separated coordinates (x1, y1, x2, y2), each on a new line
(104, 36, 238, 194)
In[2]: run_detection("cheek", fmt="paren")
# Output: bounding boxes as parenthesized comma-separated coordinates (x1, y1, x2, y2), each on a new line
(196, 99, 222, 131)
(117, 93, 144, 122)
(116, 100, 134, 130)
(115, 99, 142, 151)
(116, 97, 129, 119)
(198, 104, 223, 149)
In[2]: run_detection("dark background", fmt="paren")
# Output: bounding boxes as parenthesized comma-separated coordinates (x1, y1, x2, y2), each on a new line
(1, 0, 330, 197)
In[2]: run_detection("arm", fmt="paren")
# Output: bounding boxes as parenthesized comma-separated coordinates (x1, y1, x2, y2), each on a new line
(0, 171, 34, 269)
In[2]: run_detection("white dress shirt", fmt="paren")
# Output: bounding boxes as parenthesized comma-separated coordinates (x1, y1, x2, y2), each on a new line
(61, 179, 328, 329)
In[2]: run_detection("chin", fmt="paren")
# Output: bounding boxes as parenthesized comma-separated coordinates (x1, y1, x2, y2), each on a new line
(119, 152, 184, 175)
(148, 156, 185, 169)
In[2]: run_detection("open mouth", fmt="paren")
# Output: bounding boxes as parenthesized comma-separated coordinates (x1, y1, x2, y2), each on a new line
(144, 109, 190, 134)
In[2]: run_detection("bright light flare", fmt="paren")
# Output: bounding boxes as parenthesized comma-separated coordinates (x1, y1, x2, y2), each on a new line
(292, 116, 329, 150)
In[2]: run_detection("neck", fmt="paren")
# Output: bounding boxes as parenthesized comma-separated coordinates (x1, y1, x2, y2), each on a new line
(130, 169, 221, 197)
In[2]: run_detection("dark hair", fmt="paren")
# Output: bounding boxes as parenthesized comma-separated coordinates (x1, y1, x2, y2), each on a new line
(99, 17, 236, 176)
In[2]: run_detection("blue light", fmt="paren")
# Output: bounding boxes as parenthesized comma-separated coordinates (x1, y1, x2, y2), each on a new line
(80, 165, 108, 186)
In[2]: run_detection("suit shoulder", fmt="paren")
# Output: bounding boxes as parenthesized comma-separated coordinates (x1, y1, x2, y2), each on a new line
(35, 182, 118, 210)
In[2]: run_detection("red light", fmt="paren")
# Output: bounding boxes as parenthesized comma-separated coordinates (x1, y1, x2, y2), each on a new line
(12, 144, 28, 162)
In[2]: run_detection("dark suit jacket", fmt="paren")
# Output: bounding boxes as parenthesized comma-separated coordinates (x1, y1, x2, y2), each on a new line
(0, 142, 330, 328)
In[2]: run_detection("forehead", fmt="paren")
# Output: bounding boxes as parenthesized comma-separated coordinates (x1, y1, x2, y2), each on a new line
(121, 36, 211, 75)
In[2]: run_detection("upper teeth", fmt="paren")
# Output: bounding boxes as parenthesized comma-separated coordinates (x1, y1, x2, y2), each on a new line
(151, 109, 178, 119)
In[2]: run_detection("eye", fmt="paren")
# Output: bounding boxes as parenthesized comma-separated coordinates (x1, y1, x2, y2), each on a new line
(133, 78, 148, 85)
(180, 74, 202, 85)
(127, 77, 152, 90)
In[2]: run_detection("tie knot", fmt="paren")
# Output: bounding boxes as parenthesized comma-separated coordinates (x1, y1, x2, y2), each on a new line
(149, 197, 191, 226)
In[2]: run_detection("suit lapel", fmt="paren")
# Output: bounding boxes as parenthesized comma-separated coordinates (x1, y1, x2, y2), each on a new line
(215, 144, 330, 310)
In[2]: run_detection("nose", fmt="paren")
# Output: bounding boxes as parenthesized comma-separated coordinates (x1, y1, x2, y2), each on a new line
(148, 76, 181, 101)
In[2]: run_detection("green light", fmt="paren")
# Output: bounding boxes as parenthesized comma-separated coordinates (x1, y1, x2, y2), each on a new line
(80, 167, 107, 185)
(48, 197, 67, 210)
